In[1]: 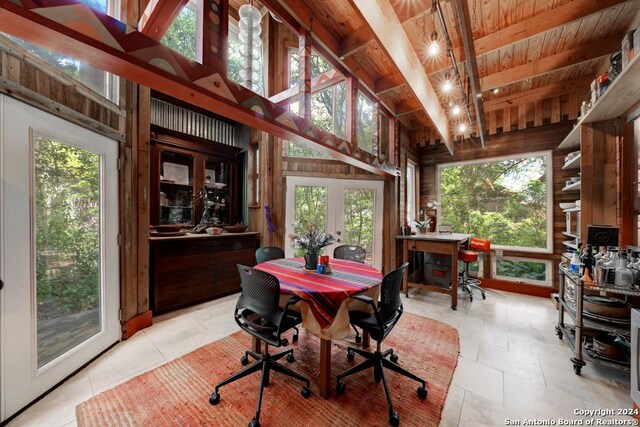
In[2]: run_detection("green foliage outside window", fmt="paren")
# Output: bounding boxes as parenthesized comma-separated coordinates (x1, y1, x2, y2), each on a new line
(497, 259, 547, 282)
(293, 186, 327, 256)
(161, 5, 197, 61)
(357, 92, 375, 154)
(343, 189, 374, 265)
(35, 137, 101, 320)
(439, 155, 548, 249)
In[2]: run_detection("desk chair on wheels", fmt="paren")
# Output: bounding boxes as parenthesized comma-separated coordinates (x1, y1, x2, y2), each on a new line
(209, 265, 311, 427)
(335, 263, 428, 426)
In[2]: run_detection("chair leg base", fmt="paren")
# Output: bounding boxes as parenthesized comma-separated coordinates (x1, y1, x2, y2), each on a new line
(336, 347, 427, 423)
(211, 349, 311, 426)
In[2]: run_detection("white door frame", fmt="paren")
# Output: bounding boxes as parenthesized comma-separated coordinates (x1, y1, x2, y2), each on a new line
(0, 95, 120, 421)
(285, 176, 384, 270)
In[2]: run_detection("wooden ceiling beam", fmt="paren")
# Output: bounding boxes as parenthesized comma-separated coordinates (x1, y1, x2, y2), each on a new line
(483, 76, 593, 112)
(138, 0, 188, 40)
(396, 99, 421, 116)
(350, 0, 451, 151)
(475, 0, 629, 56)
(0, 0, 397, 176)
(481, 34, 621, 90)
(339, 0, 435, 58)
(453, 0, 485, 147)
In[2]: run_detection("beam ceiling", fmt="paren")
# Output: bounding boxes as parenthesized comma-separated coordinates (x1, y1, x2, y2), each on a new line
(349, 0, 452, 152)
(138, 0, 188, 40)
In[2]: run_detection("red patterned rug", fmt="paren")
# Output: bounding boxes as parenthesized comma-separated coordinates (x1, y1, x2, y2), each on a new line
(76, 313, 459, 426)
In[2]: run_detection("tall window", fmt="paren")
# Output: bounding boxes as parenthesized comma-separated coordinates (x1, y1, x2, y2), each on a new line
(438, 151, 552, 252)
(161, 0, 199, 62)
(357, 92, 375, 154)
(406, 160, 417, 229)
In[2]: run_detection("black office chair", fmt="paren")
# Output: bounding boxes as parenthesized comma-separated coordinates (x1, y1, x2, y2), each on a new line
(333, 244, 367, 263)
(336, 263, 427, 426)
(255, 246, 285, 264)
(209, 265, 311, 427)
(254, 246, 299, 342)
(334, 244, 367, 343)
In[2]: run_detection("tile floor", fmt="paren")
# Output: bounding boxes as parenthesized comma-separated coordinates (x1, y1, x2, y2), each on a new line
(7, 289, 635, 427)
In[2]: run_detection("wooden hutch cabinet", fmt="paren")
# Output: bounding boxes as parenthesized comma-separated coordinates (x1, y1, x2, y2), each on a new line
(149, 127, 258, 314)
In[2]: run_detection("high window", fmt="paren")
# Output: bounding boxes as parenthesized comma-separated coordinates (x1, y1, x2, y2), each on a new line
(438, 151, 553, 252)
(161, 0, 200, 62)
(406, 160, 418, 230)
(357, 92, 375, 154)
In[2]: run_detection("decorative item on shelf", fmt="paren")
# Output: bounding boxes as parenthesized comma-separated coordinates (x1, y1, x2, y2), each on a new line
(290, 224, 335, 270)
(206, 227, 223, 235)
(223, 223, 248, 233)
(319, 254, 332, 274)
(413, 218, 431, 234)
(425, 200, 440, 232)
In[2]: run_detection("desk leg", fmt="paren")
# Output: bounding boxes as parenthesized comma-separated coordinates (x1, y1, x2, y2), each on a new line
(319, 339, 331, 399)
(251, 336, 262, 353)
(403, 241, 409, 297)
(451, 246, 458, 310)
(362, 331, 370, 349)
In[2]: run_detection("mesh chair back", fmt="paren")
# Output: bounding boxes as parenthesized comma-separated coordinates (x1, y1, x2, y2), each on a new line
(378, 263, 408, 323)
(237, 265, 282, 326)
(333, 245, 367, 263)
(255, 246, 285, 264)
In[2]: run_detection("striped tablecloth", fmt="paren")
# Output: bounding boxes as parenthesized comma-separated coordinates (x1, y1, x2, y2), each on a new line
(254, 258, 382, 330)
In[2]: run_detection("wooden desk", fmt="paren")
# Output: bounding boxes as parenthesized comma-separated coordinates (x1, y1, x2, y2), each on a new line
(396, 233, 471, 310)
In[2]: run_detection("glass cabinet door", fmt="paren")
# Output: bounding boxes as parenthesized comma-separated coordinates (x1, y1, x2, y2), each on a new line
(159, 150, 194, 225)
(204, 158, 231, 225)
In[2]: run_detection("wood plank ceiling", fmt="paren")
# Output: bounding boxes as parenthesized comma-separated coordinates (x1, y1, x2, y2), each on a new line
(271, 0, 639, 145)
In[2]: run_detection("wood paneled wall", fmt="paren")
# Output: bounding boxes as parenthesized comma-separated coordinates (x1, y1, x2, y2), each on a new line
(419, 122, 578, 289)
(413, 89, 589, 147)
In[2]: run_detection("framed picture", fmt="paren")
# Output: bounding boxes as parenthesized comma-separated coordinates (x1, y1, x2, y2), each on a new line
(163, 162, 189, 185)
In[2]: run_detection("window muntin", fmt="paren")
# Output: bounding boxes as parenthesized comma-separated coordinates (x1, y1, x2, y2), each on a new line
(493, 256, 553, 287)
(406, 160, 417, 230)
(437, 151, 553, 252)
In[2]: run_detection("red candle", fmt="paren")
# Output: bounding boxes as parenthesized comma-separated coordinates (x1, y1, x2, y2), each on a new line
(320, 255, 330, 265)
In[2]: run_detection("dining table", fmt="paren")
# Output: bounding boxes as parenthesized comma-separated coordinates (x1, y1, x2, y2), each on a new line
(254, 257, 383, 399)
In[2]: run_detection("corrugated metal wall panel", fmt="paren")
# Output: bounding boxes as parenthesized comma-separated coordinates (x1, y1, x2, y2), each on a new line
(150, 98, 235, 146)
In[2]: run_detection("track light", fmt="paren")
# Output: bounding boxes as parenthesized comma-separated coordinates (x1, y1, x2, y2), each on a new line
(492, 88, 499, 94)
(442, 80, 452, 93)
(428, 31, 439, 56)
(458, 123, 467, 133)
(452, 105, 461, 116)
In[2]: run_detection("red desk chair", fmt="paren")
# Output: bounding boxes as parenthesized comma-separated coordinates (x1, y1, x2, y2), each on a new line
(457, 237, 490, 302)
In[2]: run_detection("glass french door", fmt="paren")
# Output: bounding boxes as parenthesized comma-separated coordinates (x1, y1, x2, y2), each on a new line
(0, 96, 120, 421)
(285, 177, 384, 270)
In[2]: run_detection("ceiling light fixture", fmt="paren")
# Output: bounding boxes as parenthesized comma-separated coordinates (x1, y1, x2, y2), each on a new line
(442, 79, 452, 93)
(452, 105, 461, 116)
(427, 0, 439, 57)
(458, 123, 467, 133)
(492, 88, 499, 94)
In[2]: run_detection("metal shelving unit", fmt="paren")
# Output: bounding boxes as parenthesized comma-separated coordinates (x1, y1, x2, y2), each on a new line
(556, 264, 639, 374)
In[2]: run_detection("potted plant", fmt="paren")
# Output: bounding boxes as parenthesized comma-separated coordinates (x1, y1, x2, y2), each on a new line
(290, 224, 335, 270)
(413, 218, 431, 234)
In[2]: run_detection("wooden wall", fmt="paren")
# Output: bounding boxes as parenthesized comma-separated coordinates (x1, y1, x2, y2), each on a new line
(419, 122, 577, 289)
(413, 82, 590, 147)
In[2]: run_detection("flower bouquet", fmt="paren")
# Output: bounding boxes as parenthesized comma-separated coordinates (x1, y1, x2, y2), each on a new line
(290, 224, 335, 270)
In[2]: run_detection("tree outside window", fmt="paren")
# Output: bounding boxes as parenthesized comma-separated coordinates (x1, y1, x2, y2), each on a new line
(161, 1, 198, 62)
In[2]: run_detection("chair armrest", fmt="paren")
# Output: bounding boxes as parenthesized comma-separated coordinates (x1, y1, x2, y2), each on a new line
(351, 294, 374, 305)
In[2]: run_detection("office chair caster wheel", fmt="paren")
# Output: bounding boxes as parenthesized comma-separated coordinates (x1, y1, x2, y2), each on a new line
(469, 295, 473, 302)
(301, 386, 311, 398)
(209, 392, 220, 405)
(249, 418, 260, 427)
(336, 380, 345, 394)
(573, 364, 582, 375)
(390, 353, 399, 363)
(292, 333, 299, 342)
(355, 335, 362, 344)
(389, 411, 400, 426)
(281, 338, 289, 346)
(347, 351, 355, 362)
(481, 292, 486, 300)
(240, 355, 249, 366)
(451, 305, 457, 310)
(286, 353, 295, 363)
(417, 386, 428, 399)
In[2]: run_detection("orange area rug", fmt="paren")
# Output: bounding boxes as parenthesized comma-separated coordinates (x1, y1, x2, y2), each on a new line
(76, 312, 459, 426)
